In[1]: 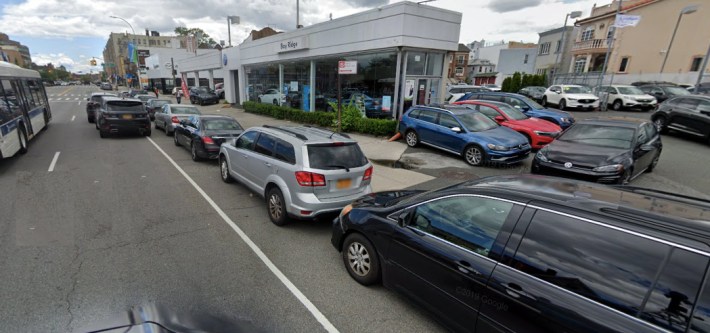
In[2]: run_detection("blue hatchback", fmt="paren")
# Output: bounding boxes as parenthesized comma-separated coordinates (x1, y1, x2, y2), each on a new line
(399, 105, 531, 166)
(457, 92, 575, 129)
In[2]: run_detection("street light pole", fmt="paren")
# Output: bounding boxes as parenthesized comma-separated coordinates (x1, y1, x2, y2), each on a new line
(552, 11, 582, 85)
(694, 42, 710, 94)
(660, 5, 698, 74)
(227, 16, 240, 47)
(109, 15, 142, 88)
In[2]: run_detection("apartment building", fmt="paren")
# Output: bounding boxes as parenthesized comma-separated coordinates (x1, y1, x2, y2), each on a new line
(0, 33, 31, 67)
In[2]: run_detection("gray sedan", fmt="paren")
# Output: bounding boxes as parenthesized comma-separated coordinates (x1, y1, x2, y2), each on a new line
(154, 104, 202, 135)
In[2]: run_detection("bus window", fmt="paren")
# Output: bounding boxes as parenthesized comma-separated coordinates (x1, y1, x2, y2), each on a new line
(0, 79, 22, 117)
(20, 79, 37, 108)
(28, 80, 45, 107)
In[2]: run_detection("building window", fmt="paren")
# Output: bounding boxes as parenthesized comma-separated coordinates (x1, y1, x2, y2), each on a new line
(455, 67, 464, 76)
(574, 57, 586, 73)
(536, 68, 546, 75)
(691, 57, 704, 72)
(555, 40, 561, 53)
(619, 57, 629, 72)
(606, 26, 615, 40)
(581, 27, 595, 41)
(539, 42, 551, 55)
(524, 54, 529, 64)
(457, 55, 465, 65)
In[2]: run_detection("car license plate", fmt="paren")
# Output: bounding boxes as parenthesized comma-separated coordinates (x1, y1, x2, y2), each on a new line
(336, 178, 352, 189)
(121, 114, 133, 120)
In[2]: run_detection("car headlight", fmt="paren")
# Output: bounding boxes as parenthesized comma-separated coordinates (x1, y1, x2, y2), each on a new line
(560, 117, 569, 123)
(568, 97, 578, 101)
(535, 148, 549, 162)
(486, 143, 510, 151)
(593, 164, 624, 172)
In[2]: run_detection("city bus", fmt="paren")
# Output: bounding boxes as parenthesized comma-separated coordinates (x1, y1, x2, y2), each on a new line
(0, 61, 51, 159)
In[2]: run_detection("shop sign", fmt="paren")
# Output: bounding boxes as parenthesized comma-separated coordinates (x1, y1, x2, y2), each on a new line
(338, 61, 357, 74)
(137, 49, 150, 57)
(277, 36, 309, 53)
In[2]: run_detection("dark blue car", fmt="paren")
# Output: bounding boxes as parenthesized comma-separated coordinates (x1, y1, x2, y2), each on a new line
(398, 105, 531, 166)
(457, 92, 575, 129)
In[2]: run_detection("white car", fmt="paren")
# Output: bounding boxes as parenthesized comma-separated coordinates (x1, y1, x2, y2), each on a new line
(598, 85, 657, 111)
(542, 84, 599, 111)
(483, 84, 501, 91)
(445, 84, 491, 103)
(258, 89, 286, 105)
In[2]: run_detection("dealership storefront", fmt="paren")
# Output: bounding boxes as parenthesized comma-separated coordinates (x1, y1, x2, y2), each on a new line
(190, 1, 461, 118)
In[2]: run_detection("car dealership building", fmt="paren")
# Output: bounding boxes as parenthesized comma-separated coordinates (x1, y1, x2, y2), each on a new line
(176, 1, 462, 118)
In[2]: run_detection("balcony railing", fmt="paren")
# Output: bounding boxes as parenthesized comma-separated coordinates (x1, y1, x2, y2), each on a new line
(572, 39, 611, 52)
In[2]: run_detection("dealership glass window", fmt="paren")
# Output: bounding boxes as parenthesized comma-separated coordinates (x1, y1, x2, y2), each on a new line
(283, 61, 311, 110)
(245, 63, 280, 103)
(405, 51, 443, 76)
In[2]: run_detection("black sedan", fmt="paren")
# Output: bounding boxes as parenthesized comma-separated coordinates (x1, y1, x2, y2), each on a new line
(531, 118, 662, 184)
(144, 99, 170, 120)
(173, 115, 244, 161)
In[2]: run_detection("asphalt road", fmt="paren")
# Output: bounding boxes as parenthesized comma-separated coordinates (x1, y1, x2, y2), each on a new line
(0, 86, 446, 333)
(397, 108, 710, 199)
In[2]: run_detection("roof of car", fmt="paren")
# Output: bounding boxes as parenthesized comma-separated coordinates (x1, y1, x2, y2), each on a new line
(90, 92, 116, 96)
(102, 96, 141, 102)
(196, 115, 236, 120)
(458, 175, 710, 241)
(253, 125, 355, 144)
(574, 117, 648, 128)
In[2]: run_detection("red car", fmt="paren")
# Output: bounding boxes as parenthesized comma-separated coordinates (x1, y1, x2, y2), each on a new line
(453, 100, 562, 149)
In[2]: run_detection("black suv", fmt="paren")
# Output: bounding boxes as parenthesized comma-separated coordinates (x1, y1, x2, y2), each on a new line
(96, 97, 151, 138)
(86, 92, 115, 123)
(652, 95, 710, 142)
(189, 86, 219, 105)
(332, 174, 710, 333)
(638, 84, 691, 103)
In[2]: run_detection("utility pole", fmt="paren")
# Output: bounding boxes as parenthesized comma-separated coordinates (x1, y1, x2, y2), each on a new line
(694, 42, 710, 94)
(597, 0, 623, 111)
(171, 57, 176, 90)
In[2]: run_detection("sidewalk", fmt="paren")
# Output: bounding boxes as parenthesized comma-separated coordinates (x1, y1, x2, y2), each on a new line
(177, 99, 436, 192)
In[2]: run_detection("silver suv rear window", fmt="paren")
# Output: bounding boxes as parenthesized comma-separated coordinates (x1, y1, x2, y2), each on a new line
(307, 143, 368, 170)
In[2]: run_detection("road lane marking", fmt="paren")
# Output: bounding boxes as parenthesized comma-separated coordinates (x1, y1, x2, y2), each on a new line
(71, 115, 75, 122)
(77, 101, 80, 105)
(65, 98, 71, 101)
(57, 87, 72, 96)
(48, 152, 60, 172)
(146, 137, 339, 333)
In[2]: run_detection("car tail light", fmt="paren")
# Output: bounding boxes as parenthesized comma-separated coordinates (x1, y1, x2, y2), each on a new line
(295, 171, 326, 187)
(202, 136, 215, 145)
(171, 116, 179, 123)
(363, 166, 373, 181)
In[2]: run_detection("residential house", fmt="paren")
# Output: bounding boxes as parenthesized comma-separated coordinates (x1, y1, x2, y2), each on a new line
(533, 26, 577, 80)
(468, 59, 497, 85)
(447, 43, 471, 84)
(568, 0, 710, 85)
(496, 47, 538, 85)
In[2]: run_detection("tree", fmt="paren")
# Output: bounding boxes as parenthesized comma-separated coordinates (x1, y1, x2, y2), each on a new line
(174, 27, 217, 48)
(501, 77, 512, 92)
(511, 72, 522, 93)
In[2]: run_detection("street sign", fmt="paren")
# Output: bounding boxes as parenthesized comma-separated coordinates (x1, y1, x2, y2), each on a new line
(338, 61, 357, 74)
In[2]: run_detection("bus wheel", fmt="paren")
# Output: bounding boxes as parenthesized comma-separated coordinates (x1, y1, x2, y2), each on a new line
(18, 126, 28, 154)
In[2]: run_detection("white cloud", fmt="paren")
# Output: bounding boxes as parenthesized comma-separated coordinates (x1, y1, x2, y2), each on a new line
(32, 52, 103, 73)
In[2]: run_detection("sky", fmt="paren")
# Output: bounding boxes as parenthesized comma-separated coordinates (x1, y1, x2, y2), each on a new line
(0, 0, 601, 73)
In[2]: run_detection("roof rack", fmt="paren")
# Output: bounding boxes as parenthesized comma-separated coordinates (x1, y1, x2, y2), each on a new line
(301, 125, 351, 139)
(262, 125, 308, 140)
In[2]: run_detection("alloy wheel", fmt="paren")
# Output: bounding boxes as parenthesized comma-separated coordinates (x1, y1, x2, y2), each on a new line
(269, 194, 283, 220)
(405, 131, 418, 147)
(465, 146, 482, 165)
(347, 242, 371, 277)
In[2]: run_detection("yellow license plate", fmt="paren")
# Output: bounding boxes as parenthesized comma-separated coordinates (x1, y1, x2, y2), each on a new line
(121, 114, 133, 119)
(336, 178, 352, 189)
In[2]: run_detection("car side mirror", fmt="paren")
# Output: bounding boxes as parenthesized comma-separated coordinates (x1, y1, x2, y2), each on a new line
(451, 126, 463, 133)
(494, 116, 505, 122)
(396, 211, 410, 227)
(640, 144, 655, 152)
(86, 98, 90, 101)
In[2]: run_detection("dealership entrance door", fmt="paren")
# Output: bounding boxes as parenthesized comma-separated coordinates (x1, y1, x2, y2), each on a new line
(405, 77, 441, 107)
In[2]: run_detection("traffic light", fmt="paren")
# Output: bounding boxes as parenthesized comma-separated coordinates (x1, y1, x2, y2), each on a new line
(89, 59, 97, 66)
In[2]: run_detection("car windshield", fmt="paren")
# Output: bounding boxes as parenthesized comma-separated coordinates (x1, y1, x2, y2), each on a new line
(152, 100, 169, 106)
(171, 106, 201, 115)
(496, 103, 528, 120)
(106, 101, 144, 112)
(617, 86, 645, 95)
(664, 87, 691, 95)
(456, 112, 499, 132)
(307, 143, 368, 169)
(203, 119, 243, 131)
(194, 87, 211, 94)
(563, 86, 592, 94)
(558, 124, 635, 149)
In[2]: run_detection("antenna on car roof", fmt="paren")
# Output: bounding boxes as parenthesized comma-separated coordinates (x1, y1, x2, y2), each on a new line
(263, 125, 308, 140)
(302, 124, 351, 139)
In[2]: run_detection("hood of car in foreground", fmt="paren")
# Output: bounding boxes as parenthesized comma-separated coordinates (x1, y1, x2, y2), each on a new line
(351, 190, 425, 208)
(473, 126, 529, 147)
(544, 140, 629, 167)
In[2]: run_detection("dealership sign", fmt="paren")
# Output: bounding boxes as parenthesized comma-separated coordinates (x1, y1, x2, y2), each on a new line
(338, 61, 357, 74)
(277, 36, 309, 53)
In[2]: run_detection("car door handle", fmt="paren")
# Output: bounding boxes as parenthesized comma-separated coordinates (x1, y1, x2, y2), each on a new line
(456, 260, 482, 276)
(264, 162, 272, 167)
(241, 154, 248, 159)
(505, 282, 523, 298)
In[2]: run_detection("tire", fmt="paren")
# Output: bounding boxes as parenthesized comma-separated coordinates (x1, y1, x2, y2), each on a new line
(558, 99, 566, 110)
(199, 99, 203, 106)
(174, 132, 180, 146)
(463, 145, 486, 166)
(220, 156, 234, 183)
(165, 125, 172, 136)
(266, 187, 289, 226)
(405, 130, 419, 147)
(99, 129, 108, 138)
(541, 96, 548, 107)
(646, 152, 660, 173)
(654, 117, 669, 134)
(190, 142, 201, 161)
(612, 100, 623, 111)
(143, 129, 151, 137)
(17, 126, 28, 154)
(342, 233, 381, 286)
(88, 116, 93, 123)
(618, 168, 632, 185)
(272, 99, 278, 105)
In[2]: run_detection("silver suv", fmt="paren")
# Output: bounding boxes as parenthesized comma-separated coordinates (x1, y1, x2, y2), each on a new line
(219, 125, 373, 226)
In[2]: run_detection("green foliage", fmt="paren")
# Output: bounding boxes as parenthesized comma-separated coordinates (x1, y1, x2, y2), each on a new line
(511, 72, 522, 93)
(501, 77, 512, 92)
(243, 101, 397, 137)
(502, 72, 548, 92)
(174, 27, 217, 48)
